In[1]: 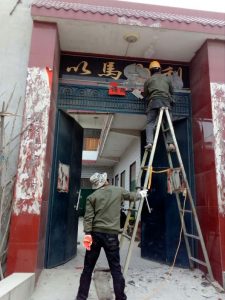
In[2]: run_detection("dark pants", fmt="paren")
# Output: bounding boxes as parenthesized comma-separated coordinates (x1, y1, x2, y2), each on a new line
(146, 108, 173, 144)
(120, 211, 127, 229)
(76, 232, 127, 300)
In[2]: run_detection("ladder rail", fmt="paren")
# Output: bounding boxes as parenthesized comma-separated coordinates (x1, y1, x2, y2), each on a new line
(137, 149, 148, 184)
(120, 148, 148, 249)
(144, 108, 164, 189)
(164, 108, 214, 281)
(122, 110, 164, 275)
(120, 201, 134, 247)
(175, 193, 195, 269)
(123, 196, 145, 276)
(121, 107, 214, 283)
(161, 120, 194, 269)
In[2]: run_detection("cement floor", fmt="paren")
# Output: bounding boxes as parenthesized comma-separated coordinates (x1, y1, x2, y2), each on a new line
(30, 218, 225, 300)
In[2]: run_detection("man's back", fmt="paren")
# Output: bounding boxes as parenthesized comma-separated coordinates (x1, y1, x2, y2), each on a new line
(76, 173, 129, 300)
(84, 185, 135, 234)
(144, 73, 174, 101)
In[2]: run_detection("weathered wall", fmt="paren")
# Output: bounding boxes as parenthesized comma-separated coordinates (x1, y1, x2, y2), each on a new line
(207, 40, 225, 286)
(6, 22, 60, 277)
(0, 0, 33, 181)
(208, 41, 225, 216)
(190, 40, 225, 285)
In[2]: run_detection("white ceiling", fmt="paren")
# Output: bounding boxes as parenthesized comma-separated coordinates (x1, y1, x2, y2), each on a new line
(70, 112, 146, 166)
(36, 16, 225, 62)
(34, 14, 224, 168)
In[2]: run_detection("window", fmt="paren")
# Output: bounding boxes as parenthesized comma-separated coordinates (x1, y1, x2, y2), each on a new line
(84, 138, 99, 151)
(115, 174, 119, 186)
(120, 170, 125, 188)
(83, 128, 101, 151)
(129, 162, 136, 191)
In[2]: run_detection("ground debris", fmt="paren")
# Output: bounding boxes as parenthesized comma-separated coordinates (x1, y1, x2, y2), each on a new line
(201, 281, 211, 287)
(128, 280, 135, 286)
(93, 269, 114, 300)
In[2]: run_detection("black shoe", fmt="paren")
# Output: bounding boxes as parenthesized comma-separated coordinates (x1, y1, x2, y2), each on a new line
(144, 143, 152, 150)
(167, 143, 176, 152)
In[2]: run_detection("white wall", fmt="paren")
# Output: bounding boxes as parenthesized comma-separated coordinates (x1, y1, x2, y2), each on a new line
(81, 165, 113, 179)
(0, 0, 33, 182)
(113, 136, 141, 190)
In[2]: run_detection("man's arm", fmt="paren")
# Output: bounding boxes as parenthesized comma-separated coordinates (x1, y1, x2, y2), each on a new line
(83, 196, 95, 233)
(168, 77, 174, 96)
(143, 79, 149, 98)
(121, 188, 136, 202)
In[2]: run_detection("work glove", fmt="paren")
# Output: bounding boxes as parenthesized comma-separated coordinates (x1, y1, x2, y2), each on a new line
(83, 234, 93, 251)
(137, 189, 148, 200)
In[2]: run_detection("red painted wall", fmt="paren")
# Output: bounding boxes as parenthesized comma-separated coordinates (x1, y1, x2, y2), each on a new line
(190, 40, 225, 284)
(208, 41, 225, 83)
(6, 22, 60, 277)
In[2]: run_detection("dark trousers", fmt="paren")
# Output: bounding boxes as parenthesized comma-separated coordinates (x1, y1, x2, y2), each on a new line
(76, 232, 127, 300)
(146, 108, 173, 144)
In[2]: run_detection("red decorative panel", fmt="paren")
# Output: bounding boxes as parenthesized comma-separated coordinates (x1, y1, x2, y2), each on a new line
(6, 214, 40, 274)
(219, 215, 225, 269)
(190, 41, 225, 286)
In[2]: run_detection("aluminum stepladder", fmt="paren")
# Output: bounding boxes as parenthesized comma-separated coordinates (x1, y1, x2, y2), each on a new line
(120, 107, 214, 282)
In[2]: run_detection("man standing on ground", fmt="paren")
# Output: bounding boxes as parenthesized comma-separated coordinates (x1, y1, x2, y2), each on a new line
(76, 172, 139, 300)
(143, 60, 175, 151)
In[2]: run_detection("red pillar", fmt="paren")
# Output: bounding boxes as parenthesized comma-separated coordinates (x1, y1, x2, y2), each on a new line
(208, 40, 225, 287)
(6, 21, 60, 277)
(190, 40, 225, 286)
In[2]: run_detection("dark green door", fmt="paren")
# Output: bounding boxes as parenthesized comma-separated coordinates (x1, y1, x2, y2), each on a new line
(45, 110, 83, 268)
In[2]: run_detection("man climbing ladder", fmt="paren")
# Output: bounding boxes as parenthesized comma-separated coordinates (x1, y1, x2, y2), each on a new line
(120, 107, 214, 285)
(143, 60, 175, 151)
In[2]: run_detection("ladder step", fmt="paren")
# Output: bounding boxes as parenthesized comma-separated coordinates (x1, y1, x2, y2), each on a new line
(142, 166, 171, 171)
(141, 166, 149, 170)
(162, 127, 170, 132)
(190, 256, 207, 267)
(184, 233, 200, 240)
(121, 233, 131, 240)
(125, 208, 138, 212)
(179, 209, 192, 214)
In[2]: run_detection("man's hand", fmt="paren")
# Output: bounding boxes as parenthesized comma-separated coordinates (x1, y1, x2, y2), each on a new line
(137, 189, 148, 200)
(83, 234, 93, 251)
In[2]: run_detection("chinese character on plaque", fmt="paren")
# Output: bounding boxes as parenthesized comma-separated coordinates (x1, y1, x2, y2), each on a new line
(66, 61, 92, 75)
(98, 62, 122, 80)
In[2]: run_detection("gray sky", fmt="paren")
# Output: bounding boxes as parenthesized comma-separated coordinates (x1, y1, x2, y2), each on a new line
(119, 0, 225, 13)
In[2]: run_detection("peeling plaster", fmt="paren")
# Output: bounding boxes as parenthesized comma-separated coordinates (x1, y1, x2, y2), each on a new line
(118, 16, 161, 28)
(13, 67, 52, 215)
(211, 82, 225, 215)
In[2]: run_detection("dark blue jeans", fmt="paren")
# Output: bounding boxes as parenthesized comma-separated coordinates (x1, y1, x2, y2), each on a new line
(76, 232, 127, 300)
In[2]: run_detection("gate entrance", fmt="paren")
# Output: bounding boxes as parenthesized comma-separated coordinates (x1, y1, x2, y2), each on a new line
(46, 83, 193, 268)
